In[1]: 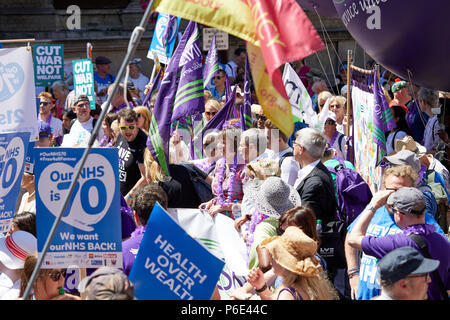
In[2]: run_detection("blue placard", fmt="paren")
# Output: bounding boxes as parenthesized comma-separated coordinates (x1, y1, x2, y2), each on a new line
(34, 147, 122, 268)
(147, 13, 181, 64)
(129, 203, 225, 300)
(0, 131, 30, 232)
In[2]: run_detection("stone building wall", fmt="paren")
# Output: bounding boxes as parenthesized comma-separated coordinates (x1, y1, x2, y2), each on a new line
(0, 0, 371, 90)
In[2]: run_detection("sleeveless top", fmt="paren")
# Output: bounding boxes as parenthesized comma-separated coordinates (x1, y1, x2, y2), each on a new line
(277, 287, 303, 300)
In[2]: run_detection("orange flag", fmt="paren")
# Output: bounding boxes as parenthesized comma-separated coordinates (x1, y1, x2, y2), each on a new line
(153, 0, 324, 136)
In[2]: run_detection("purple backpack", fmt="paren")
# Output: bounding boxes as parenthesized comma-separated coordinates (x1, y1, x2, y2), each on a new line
(326, 157, 373, 225)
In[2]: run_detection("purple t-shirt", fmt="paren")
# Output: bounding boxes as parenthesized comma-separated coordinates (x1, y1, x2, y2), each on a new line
(362, 224, 450, 300)
(122, 225, 146, 276)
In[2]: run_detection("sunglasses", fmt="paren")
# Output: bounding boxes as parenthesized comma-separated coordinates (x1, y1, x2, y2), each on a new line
(120, 124, 136, 131)
(205, 111, 217, 116)
(76, 103, 90, 109)
(325, 119, 336, 125)
(48, 269, 66, 282)
(329, 104, 342, 109)
(136, 113, 142, 118)
(40, 101, 50, 106)
(214, 76, 223, 80)
(256, 114, 267, 121)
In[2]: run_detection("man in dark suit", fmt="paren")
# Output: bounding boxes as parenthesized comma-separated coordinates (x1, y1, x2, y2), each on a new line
(293, 127, 350, 300)
(293, 128, 337, 225)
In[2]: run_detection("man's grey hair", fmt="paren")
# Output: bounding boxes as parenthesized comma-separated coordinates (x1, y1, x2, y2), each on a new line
(51, 80, 70, 95)
(295, 128, 327, 159)
(418, 87, 439, 107)
(241, 128, 267, 154)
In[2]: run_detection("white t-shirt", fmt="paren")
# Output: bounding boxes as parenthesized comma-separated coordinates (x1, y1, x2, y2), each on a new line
(39, 115, 63, 138)
(18, 192, 36, 214)
(61, 117, 102, 147)
(0, 273, 20, 300)
(280, 155, 300, 187)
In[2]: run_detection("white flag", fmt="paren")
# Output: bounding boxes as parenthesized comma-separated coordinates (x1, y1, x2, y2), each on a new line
(0, 47, 38, 141)
(282, 62, 316, 125)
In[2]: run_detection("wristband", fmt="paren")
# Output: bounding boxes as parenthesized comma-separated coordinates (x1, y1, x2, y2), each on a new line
(348, 271, 359, 279)
(126, 194, 133, 201)
(255, 283, 268, 293)
(245, 214, 252, 221)
(347, 267, 359, 274)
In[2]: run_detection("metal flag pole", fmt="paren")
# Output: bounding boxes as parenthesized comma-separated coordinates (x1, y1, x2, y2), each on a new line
(22, 0, 157, 300)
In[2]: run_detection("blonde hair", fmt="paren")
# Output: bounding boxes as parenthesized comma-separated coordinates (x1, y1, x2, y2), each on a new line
(110, 119, 120, 139)
(328, 95, 346, 110)
(133, 106, 152, 134)
(205, 99, 221, 112)
(279, 269, 339, 300)
(382, 164, 418, 188)
(143, 148, 167, 182)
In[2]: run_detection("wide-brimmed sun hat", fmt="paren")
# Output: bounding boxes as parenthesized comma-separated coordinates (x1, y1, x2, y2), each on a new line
(243, 176, 301, 218)
(394, 136, 427, 158)
(260, 226, 322, 278)
(0, 231, 37, 270)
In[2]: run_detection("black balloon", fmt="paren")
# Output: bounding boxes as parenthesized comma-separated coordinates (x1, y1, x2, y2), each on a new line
(333, 0, 450, 91)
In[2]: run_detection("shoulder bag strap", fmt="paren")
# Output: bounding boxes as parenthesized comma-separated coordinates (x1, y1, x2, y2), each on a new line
(408, 233, 449, 300)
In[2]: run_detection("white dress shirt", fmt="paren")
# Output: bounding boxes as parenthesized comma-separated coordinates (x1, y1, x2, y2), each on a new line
(293, 159, 320, 190)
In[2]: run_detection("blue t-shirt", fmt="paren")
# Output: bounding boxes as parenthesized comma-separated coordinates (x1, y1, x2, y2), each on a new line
(347, 206, 444, 300)
(94, 72, 116, 103)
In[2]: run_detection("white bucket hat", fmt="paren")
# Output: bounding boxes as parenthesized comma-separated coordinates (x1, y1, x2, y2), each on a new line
(244, 176, 301, 218)
(0, 231, 37, 269)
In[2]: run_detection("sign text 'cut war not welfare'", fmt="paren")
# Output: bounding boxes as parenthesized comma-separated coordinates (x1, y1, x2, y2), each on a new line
(33, 44, 64, 87)
(72, 59, 95, 109)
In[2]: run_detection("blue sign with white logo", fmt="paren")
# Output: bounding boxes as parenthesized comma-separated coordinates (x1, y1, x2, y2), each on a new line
(35, 147, 122, 268)
(129, 203, 225, 300)
(147, 13, 181, 64)
(0, 131, 30, 233)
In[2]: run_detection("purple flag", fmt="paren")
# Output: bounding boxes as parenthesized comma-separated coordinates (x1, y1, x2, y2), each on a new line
(146, 21, 192, 176)
(240, 57, 253, 131)
(142, 67, 162, 109)
(203, 85, 237, 133)
(161, 15, 177, 56)
(372, 69, 396, 164)
(191, 86, 237, 160)
(171, 22, 205, 123)
(203, 33, 219, 88)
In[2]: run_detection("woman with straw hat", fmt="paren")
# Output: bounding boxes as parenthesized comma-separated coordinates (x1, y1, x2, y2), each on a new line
(247, 226, 338, 300)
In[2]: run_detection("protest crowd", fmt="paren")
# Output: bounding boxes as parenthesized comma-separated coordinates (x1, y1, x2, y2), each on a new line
(0, 1, 449, 302)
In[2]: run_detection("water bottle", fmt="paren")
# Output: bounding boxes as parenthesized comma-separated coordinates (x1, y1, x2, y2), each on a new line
(316, 219, 322, 235)
(231, 200, 242, 219)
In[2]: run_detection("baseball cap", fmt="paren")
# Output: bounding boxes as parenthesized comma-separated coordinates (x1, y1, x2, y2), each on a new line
(95, 56, 112, 65)
(128, 58, 141, 65)
(0, 231, 37, 269)
(384, 149, 421, 172)
(73, 94, 90, 106)
(386, 187, 426, 215)
(78, 266, 134, 300)
(378, 246, 440, 286)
